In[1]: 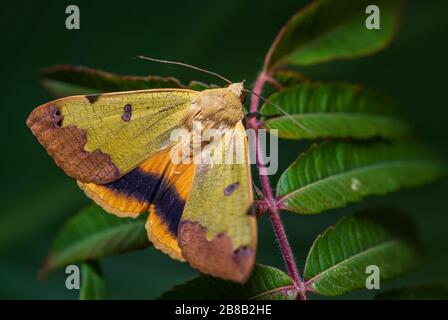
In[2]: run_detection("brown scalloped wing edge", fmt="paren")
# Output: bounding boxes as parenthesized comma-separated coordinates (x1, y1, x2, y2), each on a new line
(26, 102, 120, 184)
(178, 220, 256, 283)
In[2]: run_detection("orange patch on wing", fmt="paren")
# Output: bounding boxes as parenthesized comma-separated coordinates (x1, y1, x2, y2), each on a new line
(146, 205, 184, 261)
(78, 182, 148, 218)
(139, 147, 195, 198)
(143, 148, 195, 261)
(79, 146, 196, 261)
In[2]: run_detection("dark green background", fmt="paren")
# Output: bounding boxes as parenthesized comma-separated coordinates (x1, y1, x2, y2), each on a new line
(0, 0, 446, 299)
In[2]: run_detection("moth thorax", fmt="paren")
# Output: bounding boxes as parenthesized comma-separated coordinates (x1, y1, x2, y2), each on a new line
(184, 87, 244, 131)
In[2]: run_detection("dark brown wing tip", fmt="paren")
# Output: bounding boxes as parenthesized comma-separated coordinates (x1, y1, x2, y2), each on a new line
(178, 220, 255, 283)
(27, 103, 120, 184)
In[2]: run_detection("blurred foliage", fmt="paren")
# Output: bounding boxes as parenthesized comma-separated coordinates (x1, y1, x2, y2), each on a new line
(161, 264, 296, 300)
(79, 262, 108, 300)
(0, 0, 447, 299)
(264, 0, 402, 68)
(43, 204, 150, 274)
(41, 64, 211, 98)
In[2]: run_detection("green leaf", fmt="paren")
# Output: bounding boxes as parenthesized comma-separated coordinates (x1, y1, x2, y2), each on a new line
(277, 141, 444, 214)
(273, 70, 306, 87)
(41, 65, 210, 98)
(260, 82, 409, 140)
(265, 0, 403, 69)
(43, 204, 149, 273)
(305, 208, 421, 296)
(80, 262, 108, 300)
(160, 264, 297, 300)
(375, 285, 448, 300)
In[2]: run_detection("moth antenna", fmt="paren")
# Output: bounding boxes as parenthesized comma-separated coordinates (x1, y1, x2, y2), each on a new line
(243, 89, 313, 134)
(138, 56, 233, 85)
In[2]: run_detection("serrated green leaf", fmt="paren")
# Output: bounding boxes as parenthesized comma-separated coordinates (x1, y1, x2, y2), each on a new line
(375, 285, 448, 300)
(260, 82, 409, 140)
(305, 208, 421, 296)
(160, 264, 297, 300)
(43, 204, 150, 273)
(41, 65, 211, 98)
(277, 141, 444, 214)
(265, 0, 403, 69)
(79, 262, 108, 300)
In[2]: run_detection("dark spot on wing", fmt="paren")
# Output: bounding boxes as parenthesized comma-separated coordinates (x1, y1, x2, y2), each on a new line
(224, 181, 239, 196)
(48, 105, 58, 115)
(122, 104, 132, 122)
(85, 94, 101, 104)
(48, 105, 63, 127)
(234, 246, 252, 258)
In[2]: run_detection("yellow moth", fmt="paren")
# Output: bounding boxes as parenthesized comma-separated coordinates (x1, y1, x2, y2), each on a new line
(27, 57, 256, 282)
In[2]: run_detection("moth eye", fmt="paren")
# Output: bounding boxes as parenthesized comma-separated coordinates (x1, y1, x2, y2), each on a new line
(240, 92, 246, 104)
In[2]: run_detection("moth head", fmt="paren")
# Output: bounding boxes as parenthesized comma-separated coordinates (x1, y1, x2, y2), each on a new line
(227, 82, 246, 104)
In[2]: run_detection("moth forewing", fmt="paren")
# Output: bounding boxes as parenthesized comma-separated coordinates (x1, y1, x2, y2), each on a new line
(177, 122, 256, 283)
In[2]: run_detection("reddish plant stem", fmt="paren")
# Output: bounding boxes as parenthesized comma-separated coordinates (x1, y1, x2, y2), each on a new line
(248, 72, 306, 300)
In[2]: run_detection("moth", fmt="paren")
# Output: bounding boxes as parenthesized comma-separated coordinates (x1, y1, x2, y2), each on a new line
(27, 58, 257, 283)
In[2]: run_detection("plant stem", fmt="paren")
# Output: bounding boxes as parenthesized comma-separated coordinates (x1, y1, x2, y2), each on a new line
(248, 72, 307, 300)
